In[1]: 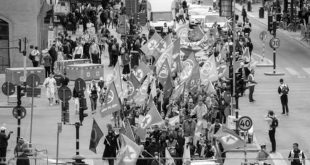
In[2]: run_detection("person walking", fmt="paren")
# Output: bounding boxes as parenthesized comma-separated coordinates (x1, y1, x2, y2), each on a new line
(278, 78, 289, 115)
(89, 39, 101, 64)
(48, 44, 58, 73)
(241, 6, 247, 23)
(288, 143, 306, 165)
(43, 73, 57, 106)
(73, 42, 84, 59)
(88, 80, 99, 114)
(42, 49, 52, 78)
(248, 69, 257, 102)
(102, 124, 119, 165)
(0, 126, 13, 165)
(264, 110, 278, 153)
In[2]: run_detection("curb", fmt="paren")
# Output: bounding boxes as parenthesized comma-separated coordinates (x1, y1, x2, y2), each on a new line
(252, 53, 273, 67)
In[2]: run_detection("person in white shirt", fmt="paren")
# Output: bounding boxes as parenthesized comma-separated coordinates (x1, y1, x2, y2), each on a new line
(29, 46, 40, 67)
(43, 73, 57, 106)
(73, 43, 83, 59)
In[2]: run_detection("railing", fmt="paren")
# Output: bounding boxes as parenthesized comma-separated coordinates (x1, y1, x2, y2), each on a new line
(3, 156, 310, 165)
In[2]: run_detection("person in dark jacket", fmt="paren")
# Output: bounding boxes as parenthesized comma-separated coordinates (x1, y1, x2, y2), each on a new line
(102, 124, 119, 165)
(0, 127, 12, 164)
(48, 44, 57, 73)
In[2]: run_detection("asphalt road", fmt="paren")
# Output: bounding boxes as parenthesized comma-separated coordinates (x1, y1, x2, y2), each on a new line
(236, 9, 310, 165)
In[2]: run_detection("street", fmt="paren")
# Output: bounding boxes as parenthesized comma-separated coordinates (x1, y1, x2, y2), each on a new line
(236, 7, 310, 165)
(0, 1, 310, 165)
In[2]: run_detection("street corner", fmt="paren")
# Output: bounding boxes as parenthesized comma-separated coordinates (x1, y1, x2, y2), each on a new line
(252, 53, 273, 67)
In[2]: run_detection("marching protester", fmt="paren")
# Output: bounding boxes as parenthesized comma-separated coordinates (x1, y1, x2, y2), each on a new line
(42, 49, 52, 78)
(29, 46, 40, 67)
(88, 80, 99, 113)
(278, 78, 289, 115)
(0, 126, 13, 164)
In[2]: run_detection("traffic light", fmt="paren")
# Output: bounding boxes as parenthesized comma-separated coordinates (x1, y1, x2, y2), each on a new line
(268, 15, 273, 33)
(273, 21, 277, 36)
(235, 73, 244, 95)
(18, 39, 22, 53)
(17, 85, 26, 106)
(79, 97, 88, 124)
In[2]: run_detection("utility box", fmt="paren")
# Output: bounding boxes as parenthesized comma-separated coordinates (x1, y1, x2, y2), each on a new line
(66, 64, 104, 81)
(5, 67, 45, 85)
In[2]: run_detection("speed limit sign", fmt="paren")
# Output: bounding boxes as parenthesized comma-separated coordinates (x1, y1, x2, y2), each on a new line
(238, 116, 253, 131)
(269, 38, 280, 49)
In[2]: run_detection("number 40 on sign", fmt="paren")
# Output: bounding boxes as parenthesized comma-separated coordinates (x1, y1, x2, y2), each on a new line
(238, 116, 253, 131)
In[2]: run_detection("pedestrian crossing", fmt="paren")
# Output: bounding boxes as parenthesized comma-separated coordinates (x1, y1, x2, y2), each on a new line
(283, 67, 310, 78)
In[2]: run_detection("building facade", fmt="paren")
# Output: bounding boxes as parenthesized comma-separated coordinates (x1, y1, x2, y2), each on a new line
(0, 0, 50, 73)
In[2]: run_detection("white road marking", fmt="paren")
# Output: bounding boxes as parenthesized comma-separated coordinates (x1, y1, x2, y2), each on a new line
(285, 67, 300, 76)
(270, 152, 288, 165)
(302, 68, 310, 75)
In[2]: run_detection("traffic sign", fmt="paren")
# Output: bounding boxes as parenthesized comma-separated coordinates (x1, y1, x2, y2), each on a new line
(58, 86, 72, 102)
(238, 116, 253, 131)
(74, 78, 86, 92)
(269, 37, 280, 49)
(26, 74, 40, 88)
(259, 31, 267, 41)
(12, 106, 27, 119)
(2, 82, 15, 96)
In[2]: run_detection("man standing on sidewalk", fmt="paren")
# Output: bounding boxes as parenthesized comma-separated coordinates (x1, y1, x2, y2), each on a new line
(265, 110, 278, 153)
(248, 69, 257, 102)
(0, 126, 13, 165)
(288, 143, 306, 165)
(278, 78, 289, 115)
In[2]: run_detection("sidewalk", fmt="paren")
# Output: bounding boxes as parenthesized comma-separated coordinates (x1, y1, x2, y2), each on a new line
(235, 3, 310, 49)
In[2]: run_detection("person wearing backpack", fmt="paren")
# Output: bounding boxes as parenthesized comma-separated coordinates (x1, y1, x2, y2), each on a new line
(278, 78, 289, 115)
(265, 110, 278, 153)
(288, 143, 306, 165)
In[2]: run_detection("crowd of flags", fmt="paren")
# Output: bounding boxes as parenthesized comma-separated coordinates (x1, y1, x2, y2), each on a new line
(88, 28, 252, 163)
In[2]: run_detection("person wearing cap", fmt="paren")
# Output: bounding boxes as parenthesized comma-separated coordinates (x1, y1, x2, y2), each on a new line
(14, 137, 30, 165)
(256, 144, 269, 164)
(0, 127, 13, 164)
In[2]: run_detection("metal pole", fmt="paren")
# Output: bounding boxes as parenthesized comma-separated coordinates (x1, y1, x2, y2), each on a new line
(244, 131, 248, 163)
(7, 82, 9, 104)
(56, 123, 61, 165)
(231, 0, 237, 116)
(23, 38, 27, 83)
(273, 48, 276, 74)
(17, 115, 21, 144)
(262, 42, 265, 61)
(30, 76, 35, 144)
(75, 122, 80, 156)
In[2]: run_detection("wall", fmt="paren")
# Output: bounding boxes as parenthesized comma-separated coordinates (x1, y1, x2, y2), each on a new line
(0, 0, 42, 68)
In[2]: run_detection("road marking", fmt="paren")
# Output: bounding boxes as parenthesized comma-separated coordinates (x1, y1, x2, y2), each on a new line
(285, 67, 300, 76)
(270, 152, 288, 165)
(84, 159, 94, 165)
(302, 68, 310, 75)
